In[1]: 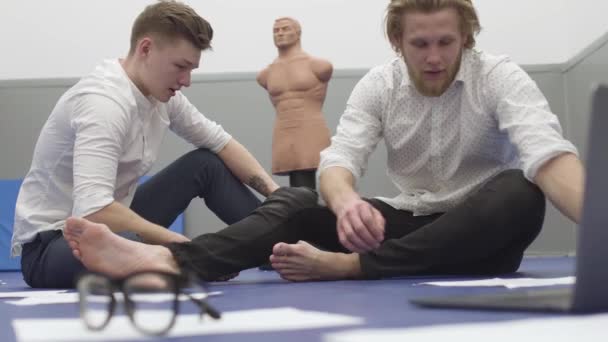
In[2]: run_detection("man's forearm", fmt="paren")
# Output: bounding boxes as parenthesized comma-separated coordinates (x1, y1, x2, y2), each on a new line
(84, 201, 181, 244)
(319, 166, 360, 214)
(218, 139, 279, 196)
(534, 153, 585, 224)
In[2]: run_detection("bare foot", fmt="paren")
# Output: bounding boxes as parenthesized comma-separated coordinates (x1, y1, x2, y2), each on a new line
(269, 241, 362, 282)
(64, 217, 179, 278)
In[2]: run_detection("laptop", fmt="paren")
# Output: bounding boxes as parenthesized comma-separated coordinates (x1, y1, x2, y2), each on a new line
(410, 85, 608, 313)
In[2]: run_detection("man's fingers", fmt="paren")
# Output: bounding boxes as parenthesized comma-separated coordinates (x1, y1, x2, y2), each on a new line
(358, 205, 385, 243)
(337, 219, 367, 253)
(370, 207, 386, 241)
(347, 210, 380, 250)
(340, 214, 376, 252)
(335, 198, 387, 253)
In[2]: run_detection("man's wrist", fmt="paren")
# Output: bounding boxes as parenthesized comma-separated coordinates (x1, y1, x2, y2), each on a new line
(330, 192, 361, 216)
(268, 184, 280, 195)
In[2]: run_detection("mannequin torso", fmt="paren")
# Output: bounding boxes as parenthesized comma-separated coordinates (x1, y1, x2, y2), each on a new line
(257, 18, 332, 187)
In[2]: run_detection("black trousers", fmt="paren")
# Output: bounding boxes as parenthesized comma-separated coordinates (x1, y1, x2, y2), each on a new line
(288, 169, 316, 189)
(168, 169, 545, 280)
(21, 149, 261, 288)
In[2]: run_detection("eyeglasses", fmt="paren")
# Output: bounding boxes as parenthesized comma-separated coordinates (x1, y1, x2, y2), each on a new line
(76, 271, 221, 336)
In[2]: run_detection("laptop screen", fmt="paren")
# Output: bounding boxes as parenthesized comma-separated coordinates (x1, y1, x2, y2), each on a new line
(572, 85, 608, 311)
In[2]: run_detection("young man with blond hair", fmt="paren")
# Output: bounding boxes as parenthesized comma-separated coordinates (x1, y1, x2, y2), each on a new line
(13, 0, 279, 288)
(64, 0, 584, 283)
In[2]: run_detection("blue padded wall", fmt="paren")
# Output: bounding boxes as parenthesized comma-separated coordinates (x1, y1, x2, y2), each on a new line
(0, 177, 184, 271)
(0, 179, 22, 270)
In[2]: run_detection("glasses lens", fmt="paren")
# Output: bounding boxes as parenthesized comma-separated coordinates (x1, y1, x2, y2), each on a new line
(124, 272, 177, 335)
(78, 274, 113, 330)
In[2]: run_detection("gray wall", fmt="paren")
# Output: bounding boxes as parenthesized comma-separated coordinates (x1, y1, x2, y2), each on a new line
(1, 37, 607, 254)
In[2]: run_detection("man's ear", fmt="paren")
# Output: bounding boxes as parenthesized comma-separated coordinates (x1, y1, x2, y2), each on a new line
(137, 37, 153, 57)
(391, 35, 403, 54)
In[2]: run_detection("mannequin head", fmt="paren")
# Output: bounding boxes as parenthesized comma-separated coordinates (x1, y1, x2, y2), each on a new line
(273, 17, 301, 49)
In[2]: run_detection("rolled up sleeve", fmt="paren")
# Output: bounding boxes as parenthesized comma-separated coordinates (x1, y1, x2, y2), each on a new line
(488, 61, 578, 181)
(70, 94, 129, 217)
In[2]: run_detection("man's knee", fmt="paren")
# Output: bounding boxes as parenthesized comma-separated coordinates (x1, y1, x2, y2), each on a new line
(488, 169, 546, 219)
(484, 170, 546, 249)
(180, 148, 227, 173)
(268, 187, 318, 209)
(256, 187, 319, 219)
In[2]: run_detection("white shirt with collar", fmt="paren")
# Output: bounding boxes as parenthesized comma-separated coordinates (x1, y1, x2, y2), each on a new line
(319, 49, 578, 216)
(11, 59, 231, 256)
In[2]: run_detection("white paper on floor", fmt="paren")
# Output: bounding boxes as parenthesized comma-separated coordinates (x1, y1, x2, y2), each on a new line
(417, 276, 574, 289)
(6, 291, 222, 306)
(0, 290, 68, 299)
(324, 313, 608, 342)
(13, 307, 364, 342)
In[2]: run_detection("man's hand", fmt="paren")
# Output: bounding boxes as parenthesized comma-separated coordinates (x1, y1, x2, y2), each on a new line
(335, 197, 385, 253)
(320, 166, 385, 253)
(85, 201, 191, 245)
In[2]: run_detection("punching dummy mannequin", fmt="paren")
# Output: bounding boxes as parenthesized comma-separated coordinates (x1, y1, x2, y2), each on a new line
(257, 17, 332, 189)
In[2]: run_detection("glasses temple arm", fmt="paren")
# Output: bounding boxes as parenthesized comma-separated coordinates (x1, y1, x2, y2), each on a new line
(187, 294, 222, 320)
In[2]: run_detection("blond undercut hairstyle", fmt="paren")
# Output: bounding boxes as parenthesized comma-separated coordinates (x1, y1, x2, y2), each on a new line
(129, 0, 213, 55)
(385, 0, 481, 52)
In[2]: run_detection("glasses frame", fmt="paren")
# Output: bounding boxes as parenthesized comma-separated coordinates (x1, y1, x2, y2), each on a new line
(77, 270, 220, 336)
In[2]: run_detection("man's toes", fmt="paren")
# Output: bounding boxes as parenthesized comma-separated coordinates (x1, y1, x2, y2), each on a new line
(72, 249, 82, 261)
(66, 217, 84, 232)
(277, 271, 300, 281)
(271, 262, 295, 270)
(281, 273, 309, 282)
(272, 242, 290, 255)
(68, 240, 78, 250)
(296, 240, 313, 247)
(277, 268, 303, 276)
(270, 254, 291, 264)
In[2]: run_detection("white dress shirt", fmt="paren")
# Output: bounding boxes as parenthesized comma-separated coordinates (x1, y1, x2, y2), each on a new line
(11, 59, 231, 256)
(319, 49, 578, 216)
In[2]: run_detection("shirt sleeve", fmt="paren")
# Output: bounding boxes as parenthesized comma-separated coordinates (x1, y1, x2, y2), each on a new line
(319, 68, 386, 180)
(70, 94, 129, 217)
(485, 60, 578, 181)
(167, 92, 232, 153)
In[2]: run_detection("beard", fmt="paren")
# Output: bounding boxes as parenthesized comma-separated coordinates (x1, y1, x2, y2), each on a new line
(405, 50, 463, 97)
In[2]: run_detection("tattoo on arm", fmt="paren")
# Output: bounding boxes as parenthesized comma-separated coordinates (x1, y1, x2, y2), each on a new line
(248, 175, 270, 196)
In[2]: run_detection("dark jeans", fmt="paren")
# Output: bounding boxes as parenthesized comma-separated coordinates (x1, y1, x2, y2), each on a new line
(21, 149, 261, 288)
(168, 169, 545, 280)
